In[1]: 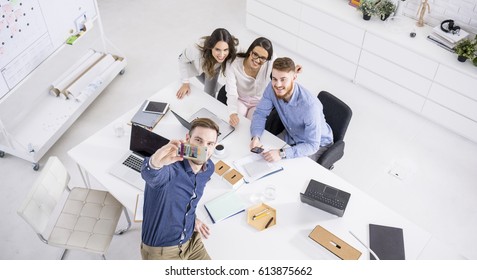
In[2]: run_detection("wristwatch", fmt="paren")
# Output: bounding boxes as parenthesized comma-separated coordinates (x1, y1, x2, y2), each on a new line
(279, 148, 286, 159)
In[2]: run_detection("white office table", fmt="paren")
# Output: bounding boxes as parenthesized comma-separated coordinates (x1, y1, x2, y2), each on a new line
(68, 81, 433, 260)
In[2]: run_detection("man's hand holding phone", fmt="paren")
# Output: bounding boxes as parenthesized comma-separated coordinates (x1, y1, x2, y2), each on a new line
(250, 146, 264, 154)
(150, 140, 183, 169)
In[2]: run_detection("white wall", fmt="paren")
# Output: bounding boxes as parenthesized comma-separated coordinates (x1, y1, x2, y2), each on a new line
(402, 0, 477, 34)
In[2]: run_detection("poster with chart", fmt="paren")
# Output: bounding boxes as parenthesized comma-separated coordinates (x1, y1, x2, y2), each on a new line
(0, 0, 53, 98)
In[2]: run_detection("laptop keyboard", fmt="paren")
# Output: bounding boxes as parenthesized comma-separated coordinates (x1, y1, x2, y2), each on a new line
(305, 189, 345, 210)
(122, 155, 143, 172)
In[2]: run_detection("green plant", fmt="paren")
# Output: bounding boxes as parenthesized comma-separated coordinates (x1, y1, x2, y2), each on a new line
(376, 0, 396, 18)
(454, 36, 476, 60)
(357, 0, 378, 16)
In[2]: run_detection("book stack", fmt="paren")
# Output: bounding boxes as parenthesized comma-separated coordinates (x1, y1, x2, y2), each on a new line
(427, 25, 469, 52)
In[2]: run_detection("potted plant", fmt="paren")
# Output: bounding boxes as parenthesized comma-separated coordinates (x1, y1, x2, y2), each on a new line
(376, 0, 396, 21)
(357, 0, 377, 20)
(454, 37, 476, 62)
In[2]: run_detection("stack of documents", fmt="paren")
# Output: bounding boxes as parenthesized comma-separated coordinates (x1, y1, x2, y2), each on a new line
(130, 100, 166, 130)
(427, 25, 469, 52)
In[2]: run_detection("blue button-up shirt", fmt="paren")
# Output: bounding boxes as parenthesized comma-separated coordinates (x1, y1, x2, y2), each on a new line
(251, 82, 333, 159)
(140, 158, 214, 247)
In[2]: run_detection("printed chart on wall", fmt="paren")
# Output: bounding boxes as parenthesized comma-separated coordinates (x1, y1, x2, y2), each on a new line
(0, 0, 53, 99)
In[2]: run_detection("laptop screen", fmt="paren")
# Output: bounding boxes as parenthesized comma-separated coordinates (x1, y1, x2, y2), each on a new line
(171, 110, 192, 130)
(130, 124, 169, 157)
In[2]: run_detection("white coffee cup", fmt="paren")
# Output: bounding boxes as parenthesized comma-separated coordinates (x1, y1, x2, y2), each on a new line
(215, 144, 225, 155)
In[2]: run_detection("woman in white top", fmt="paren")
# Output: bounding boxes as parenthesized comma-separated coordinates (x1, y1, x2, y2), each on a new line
(176, 28, 239, 99)
(223, 37, 275, 127)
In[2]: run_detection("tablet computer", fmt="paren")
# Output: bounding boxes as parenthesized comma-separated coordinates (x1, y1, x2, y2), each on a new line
(142, 100, 169, 114)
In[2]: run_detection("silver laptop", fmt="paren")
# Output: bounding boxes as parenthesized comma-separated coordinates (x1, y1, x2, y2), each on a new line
(171, 108, 234, 143)
(109, 124, 169, 191)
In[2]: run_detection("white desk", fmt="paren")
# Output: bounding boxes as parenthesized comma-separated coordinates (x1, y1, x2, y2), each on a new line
(68, 81, 433, 260)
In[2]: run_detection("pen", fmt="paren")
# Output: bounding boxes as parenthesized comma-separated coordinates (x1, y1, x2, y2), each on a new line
(264, 217, 274, 229)
(252, 208, 270, 220)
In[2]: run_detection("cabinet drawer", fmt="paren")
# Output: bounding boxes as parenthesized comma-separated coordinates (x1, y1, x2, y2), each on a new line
(428, 83, 477, 121)
(255, 0, 301, 18)
(362, 33, 438, 80)
(359, 51, 432, 97)
(434, 65, 477, 102)
(247, 0, 300, 34)
(297, 39, 357, 81)
(299, 22, 362, 64)
(246, 14, 297, 52)
(301, 5, 364, 47)
(422, 100, 477, 143)
(355, 67, 426, 113)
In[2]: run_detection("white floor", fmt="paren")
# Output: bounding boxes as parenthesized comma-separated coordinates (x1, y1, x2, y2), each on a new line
(1, 0, 476, 260)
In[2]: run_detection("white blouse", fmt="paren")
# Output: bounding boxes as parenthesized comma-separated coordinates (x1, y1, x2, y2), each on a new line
(224, 56, 275, 114)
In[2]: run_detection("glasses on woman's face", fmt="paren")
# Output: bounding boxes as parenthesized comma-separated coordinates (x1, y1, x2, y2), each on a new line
(250, 51, 268, 63)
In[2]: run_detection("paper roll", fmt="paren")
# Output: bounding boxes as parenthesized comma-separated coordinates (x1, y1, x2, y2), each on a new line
(74, 58, 123, 102)
(50, 49, 98, 96)
(65, 53, 115, 98)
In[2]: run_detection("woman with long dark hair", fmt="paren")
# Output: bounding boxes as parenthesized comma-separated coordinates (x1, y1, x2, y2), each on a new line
(176, 28, 239, 98)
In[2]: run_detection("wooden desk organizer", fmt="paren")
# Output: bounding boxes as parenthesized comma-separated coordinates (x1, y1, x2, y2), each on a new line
(308, 225, 362, 260)
(214, 160, 231, 176)
(247, 203, 276, 231)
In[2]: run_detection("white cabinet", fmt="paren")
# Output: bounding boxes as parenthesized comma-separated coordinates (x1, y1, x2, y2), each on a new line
(423, 66, 477, 142)
(246, 0, 477, 143)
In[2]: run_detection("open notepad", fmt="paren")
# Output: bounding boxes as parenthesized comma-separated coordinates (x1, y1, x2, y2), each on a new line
(204, 191, 246, 223)
(233, 153, 283, 183)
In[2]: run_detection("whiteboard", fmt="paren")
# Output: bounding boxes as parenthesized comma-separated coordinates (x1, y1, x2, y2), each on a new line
(0, 0, 97, 99)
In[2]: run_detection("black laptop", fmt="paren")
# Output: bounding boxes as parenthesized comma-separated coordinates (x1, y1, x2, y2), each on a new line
(108, 124, 169, 191)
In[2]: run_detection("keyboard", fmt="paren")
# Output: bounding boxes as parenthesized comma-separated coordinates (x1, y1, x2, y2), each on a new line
(304, 188, 346, 210)
(300, 179, 351, 217)
(122, 155, 143, 172)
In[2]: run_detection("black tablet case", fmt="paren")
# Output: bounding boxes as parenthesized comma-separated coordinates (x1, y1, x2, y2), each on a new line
(369, 224, 405, 260)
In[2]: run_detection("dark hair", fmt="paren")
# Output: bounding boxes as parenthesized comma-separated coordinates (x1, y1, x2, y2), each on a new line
(273, 57, 295, 72)
(199, 28, 239, 78)
(189, 118, 220, 138)
(238, 37, 273, 60)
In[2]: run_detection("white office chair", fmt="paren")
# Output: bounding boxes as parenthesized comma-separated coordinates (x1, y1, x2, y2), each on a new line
(17, 156, 130, 259)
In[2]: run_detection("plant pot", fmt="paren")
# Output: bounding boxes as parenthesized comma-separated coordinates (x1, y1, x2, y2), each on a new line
(381, 14, 391, 21)
(457, 55, 467, 62)
(363, 13, 371, 20)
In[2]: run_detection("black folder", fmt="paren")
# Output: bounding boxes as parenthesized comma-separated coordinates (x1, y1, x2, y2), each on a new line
(369, 224, 405, 260)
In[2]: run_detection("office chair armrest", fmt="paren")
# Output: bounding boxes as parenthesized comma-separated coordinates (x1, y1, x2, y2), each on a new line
(317, 140, 345, 169)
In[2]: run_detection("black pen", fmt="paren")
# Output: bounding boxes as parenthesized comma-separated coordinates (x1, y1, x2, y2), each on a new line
(264, 217, 274, 229)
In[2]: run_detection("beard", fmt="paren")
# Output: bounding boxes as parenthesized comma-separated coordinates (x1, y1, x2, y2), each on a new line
(274, 82, 294, 101)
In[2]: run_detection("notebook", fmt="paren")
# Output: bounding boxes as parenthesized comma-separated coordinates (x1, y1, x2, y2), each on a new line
(131, 100, 166, 130)
(108, 124, 169, 191)
(171, 108, 235, 143)
(369, 224, 405, 260)
(233, 153, 283, 183)
(204, 191, 246, 223)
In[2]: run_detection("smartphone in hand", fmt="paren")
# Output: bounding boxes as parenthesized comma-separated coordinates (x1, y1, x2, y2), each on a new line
(177, 143, 207, 161)
(250, 146, 264, 154)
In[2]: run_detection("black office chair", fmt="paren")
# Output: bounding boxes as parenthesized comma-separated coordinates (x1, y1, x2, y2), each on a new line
(317, 90, 352, 170)
(217, 85, 227, 105)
